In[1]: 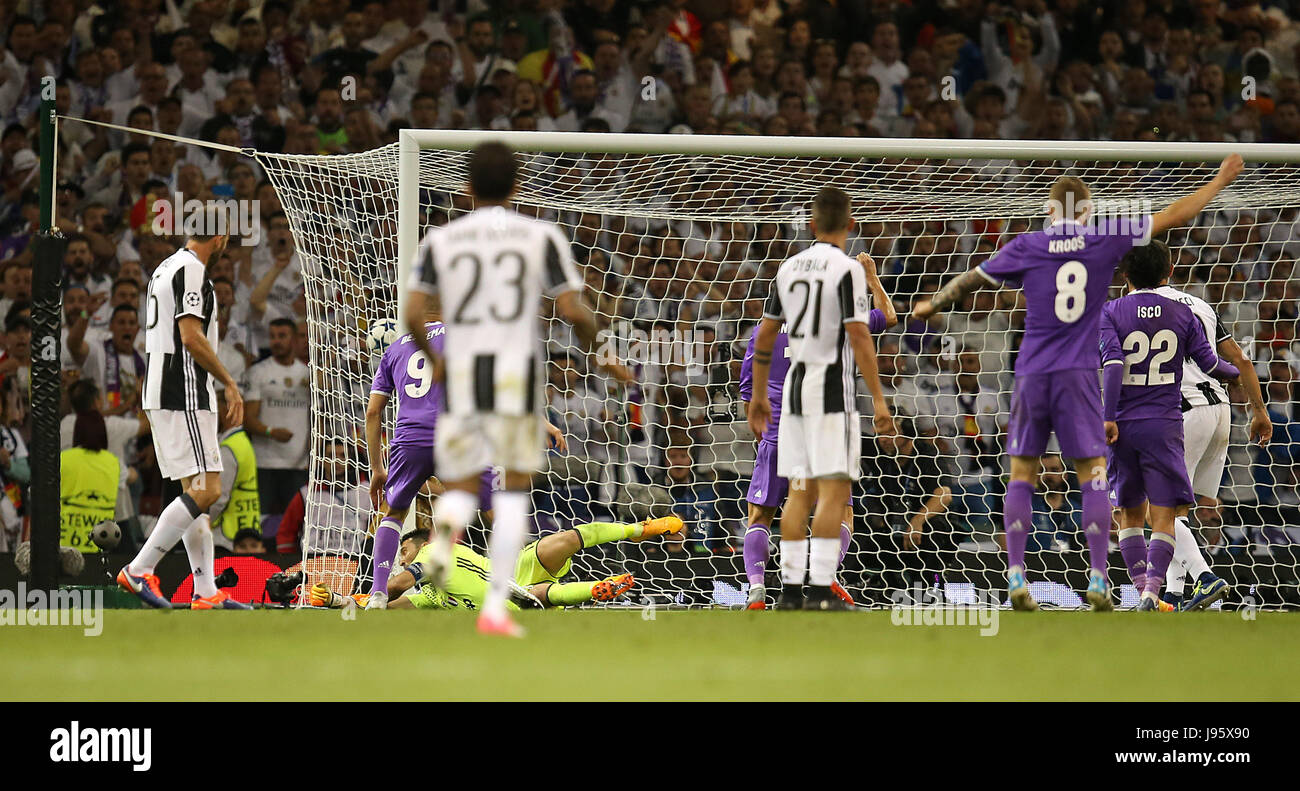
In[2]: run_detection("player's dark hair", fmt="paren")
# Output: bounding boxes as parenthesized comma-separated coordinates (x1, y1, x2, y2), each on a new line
(70, 379, 100, 414)
(1122, 240, 1172, 289)
(403, 528, 432, 545)
(811, 186, 851, 233)
(73, 411, 109, 452)
(468, 141, 518, 202)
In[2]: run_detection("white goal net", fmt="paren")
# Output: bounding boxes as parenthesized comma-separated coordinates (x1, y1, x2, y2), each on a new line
(257, 132, 1300, 610)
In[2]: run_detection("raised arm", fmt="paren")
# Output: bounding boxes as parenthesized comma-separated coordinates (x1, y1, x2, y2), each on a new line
(1150, 155, 1243, 236)
(857, 252, 898, 327)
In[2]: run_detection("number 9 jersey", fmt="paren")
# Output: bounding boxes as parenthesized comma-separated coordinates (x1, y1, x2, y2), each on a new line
(370, 322, 446, 449)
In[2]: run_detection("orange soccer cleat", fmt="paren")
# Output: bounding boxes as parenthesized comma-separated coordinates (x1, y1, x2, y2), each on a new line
(634, 515, 685, 542)
(591, 573, 635, 602)
(830, 580, 856, 606)
(191, 590, 251, 610)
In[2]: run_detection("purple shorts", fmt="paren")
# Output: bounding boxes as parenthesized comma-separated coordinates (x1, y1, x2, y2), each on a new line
(746, 440, 789, 508)
(385, 444, 496, 512)
(384, 443, 437, 511)
(1107, 418, 1194, 508)
(1007, 369, 1107, 460)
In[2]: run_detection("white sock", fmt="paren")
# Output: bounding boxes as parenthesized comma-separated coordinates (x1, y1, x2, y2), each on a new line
(182, 514, 217, 598)
(432, 488, 478, 535)
(1173, 515, 1212, 582)
(484, 491, 530, 619)
(128, 494, 202, 575)
(1166, 559, 1188, 596)
(780, 539, 808, 585)
(808, 537, 839, 587)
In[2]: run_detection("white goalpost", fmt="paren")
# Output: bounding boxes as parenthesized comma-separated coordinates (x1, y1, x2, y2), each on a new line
(255, 131, 1300, 610)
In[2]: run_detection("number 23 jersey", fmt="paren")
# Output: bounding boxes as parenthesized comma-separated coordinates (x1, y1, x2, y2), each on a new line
(409, 206, 582, 417)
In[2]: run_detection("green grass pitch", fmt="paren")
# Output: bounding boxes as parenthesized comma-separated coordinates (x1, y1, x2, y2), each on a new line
(2, 609, 1296, 701)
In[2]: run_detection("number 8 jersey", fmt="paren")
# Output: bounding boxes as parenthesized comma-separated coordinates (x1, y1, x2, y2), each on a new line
(976, 216, 1151, 375)
(409, 206, 582, 417)
(763, 241, 873, 417)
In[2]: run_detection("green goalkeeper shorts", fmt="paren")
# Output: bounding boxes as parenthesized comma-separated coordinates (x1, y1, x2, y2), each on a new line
(514, 539, 571, 587)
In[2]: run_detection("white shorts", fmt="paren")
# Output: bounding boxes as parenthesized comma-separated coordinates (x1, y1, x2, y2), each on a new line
(434, 412, 544, 483)
(1182, 402, 1231, 499)
(147, 409, 222, 481)
(776, 411, 859, 480)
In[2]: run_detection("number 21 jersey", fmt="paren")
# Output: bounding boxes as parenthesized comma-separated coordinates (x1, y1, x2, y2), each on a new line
(977, 216, 1150, 375)
(409, 206, 582, 417)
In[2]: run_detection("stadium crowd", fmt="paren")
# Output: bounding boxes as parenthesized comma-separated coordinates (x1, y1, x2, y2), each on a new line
(0, 0, 1297, 599)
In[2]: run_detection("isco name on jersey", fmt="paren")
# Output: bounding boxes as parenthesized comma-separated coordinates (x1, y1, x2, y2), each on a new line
(763, 241, 872, 416)
(143, 248, 218, 412)
(408, 206, 582, 416)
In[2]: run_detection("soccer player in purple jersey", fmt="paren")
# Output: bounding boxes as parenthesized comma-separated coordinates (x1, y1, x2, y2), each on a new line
(913, 155, 1242, 611)
(364, 310, 449, 609)
(739, 252, 896, 609)
(1100, 242, 1240, 611)
(365, 308, 568, 610)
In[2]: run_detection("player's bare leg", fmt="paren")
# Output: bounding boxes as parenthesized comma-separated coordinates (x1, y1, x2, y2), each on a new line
(477, 470, 534, 638)
(743, 503, 778, 609)
(805, 476, 854, 611)
(1073, 456, 1115, 611)
(1004, 456, 1041, 611)
(778, 479, 813, 609)
(1135, 503, 1179, 610)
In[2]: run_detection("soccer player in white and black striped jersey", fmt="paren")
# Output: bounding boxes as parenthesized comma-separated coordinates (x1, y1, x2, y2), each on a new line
(117, 214, 248, 610)
(747, 187, 896, 610)
(404, 141, 634, 637)
(1154, 273, 1272, 610)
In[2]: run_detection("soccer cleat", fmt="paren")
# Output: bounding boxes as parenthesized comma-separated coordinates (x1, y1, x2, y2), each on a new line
(191, 590, 252, 610)
(365, 591, 388, 610)
(775, 584, 804, 610)
(1161, 591, 1184, 611)
(1085, 571, 1113, 612)
(308, 583, 334, 607)
(830, 579, 856, 606)
(634, 515, 686, 542)
(591, 573, 635, 602)
(476, 612, 526, 638)
(803, 586, 852, 611)
(1007, 568, 1038, 611)
(116, 567, 172, 609)
(1182, 577, 1231, 612)
(746, 583, 767, 610)
(1136, 595, 1159, 612)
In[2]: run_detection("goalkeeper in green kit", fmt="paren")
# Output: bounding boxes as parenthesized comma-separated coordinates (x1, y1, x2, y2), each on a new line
(310, 516, 685, 610)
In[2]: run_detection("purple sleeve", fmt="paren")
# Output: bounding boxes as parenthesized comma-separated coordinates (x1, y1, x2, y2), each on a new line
(1185, 310, 1239, 380)
(1103, 361, 1123, 422)
(977, 236, 1025, 286)
(1098, 305, 1123, 364)
(868, 308, 887, 335)
(371, 347, 395, 395)
(738, 330, 755, 402)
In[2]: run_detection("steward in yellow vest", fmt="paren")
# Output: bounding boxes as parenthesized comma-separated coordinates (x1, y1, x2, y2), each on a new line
(61, 413, 121, 553)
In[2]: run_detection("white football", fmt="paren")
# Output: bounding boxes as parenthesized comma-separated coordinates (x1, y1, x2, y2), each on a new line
(366, 317, 400, 355)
